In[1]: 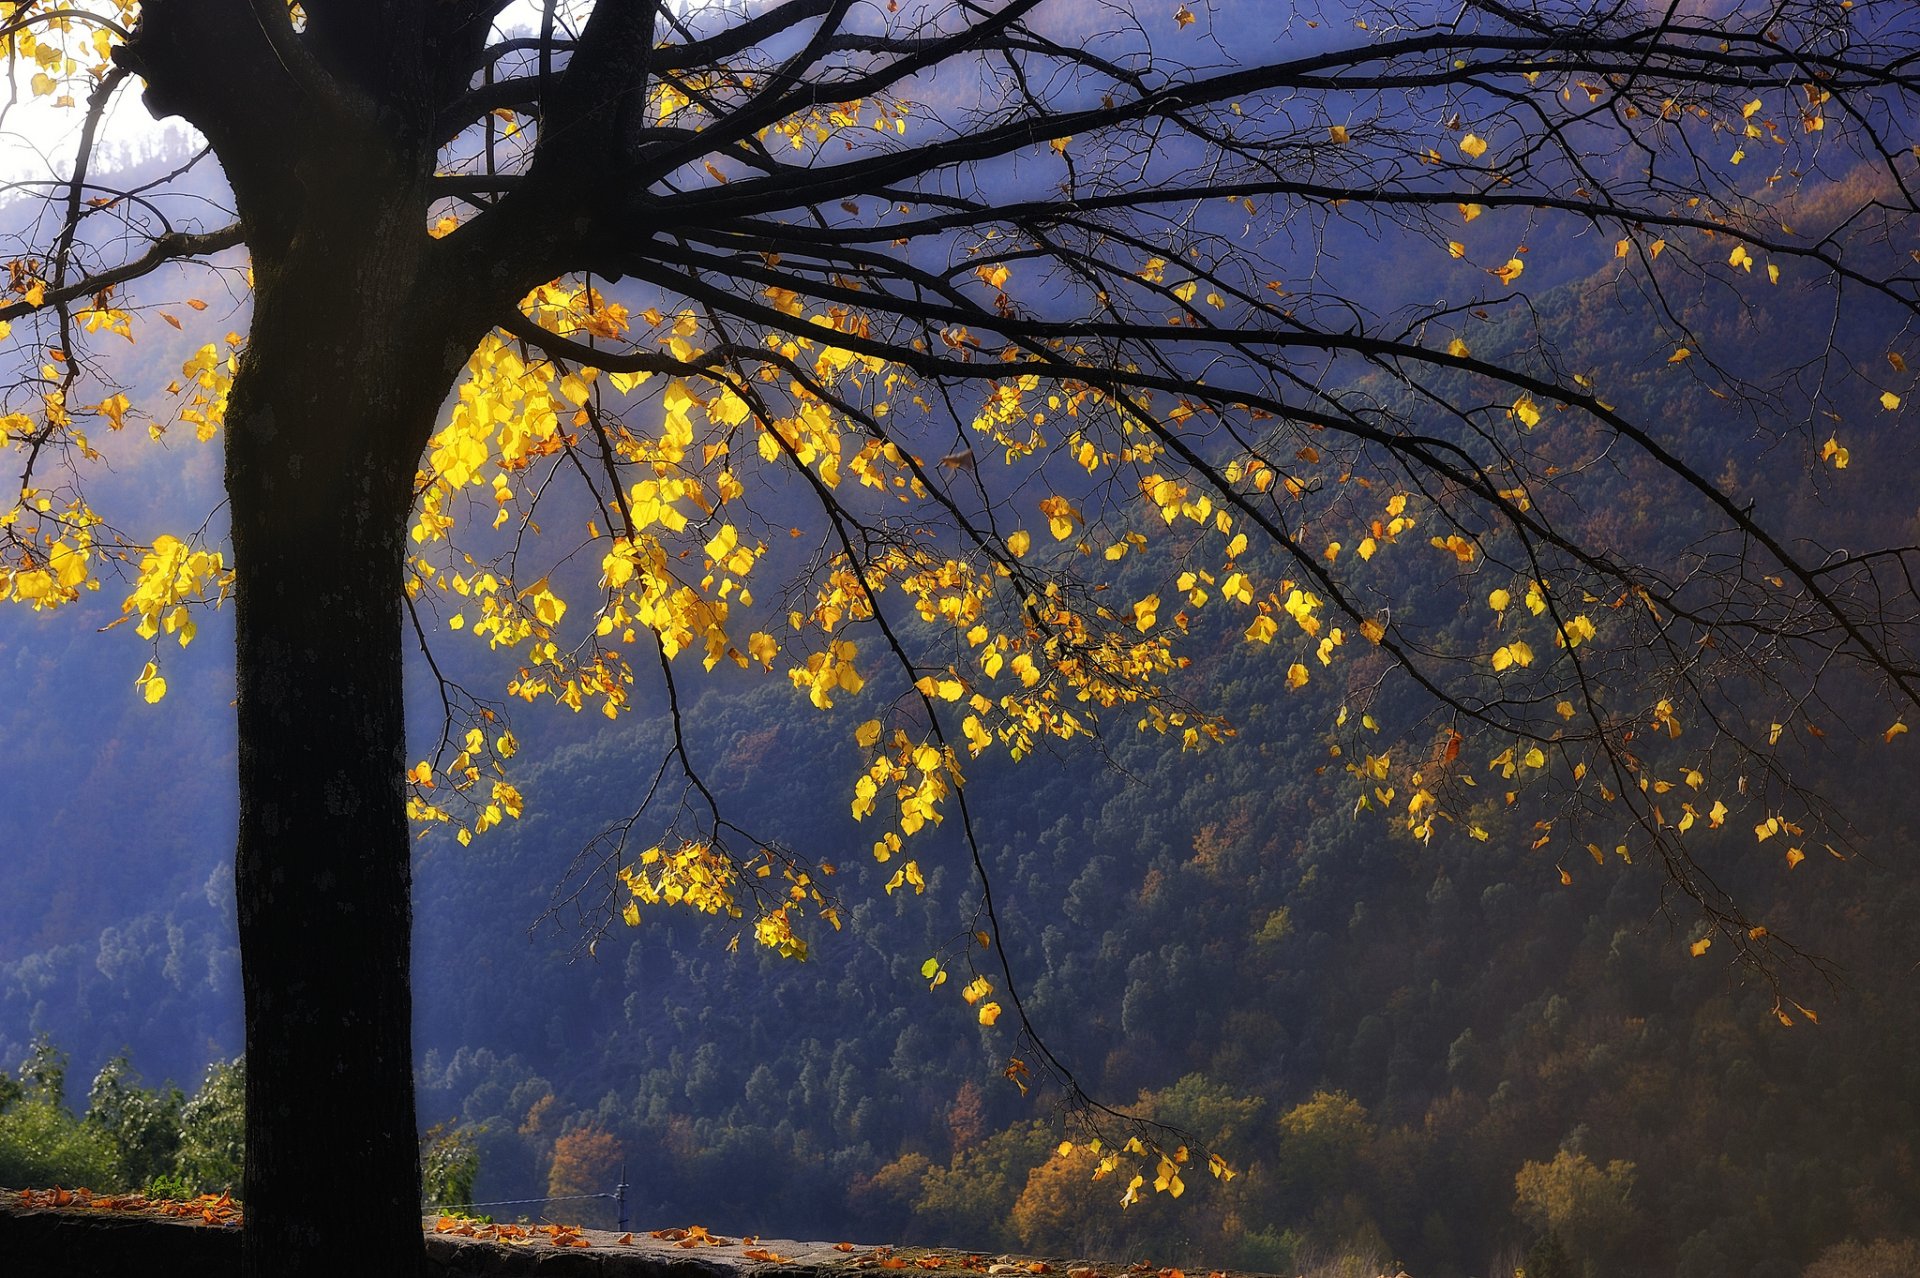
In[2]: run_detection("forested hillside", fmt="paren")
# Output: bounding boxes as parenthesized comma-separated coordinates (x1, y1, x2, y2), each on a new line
(4, 121, 1919, 1278)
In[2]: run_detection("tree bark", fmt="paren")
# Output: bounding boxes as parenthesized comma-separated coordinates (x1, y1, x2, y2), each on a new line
(225, 182, 475, 1278)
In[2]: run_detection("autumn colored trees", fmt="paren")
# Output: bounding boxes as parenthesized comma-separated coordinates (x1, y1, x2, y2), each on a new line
(3, 1, 1920, 1274)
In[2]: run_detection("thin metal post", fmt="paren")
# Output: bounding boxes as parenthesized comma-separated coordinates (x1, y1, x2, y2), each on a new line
(616, 1160, 629, 1233)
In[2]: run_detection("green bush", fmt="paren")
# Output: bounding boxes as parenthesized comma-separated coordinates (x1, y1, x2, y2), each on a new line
(0, 1098, 122, 1189)
(173, 1058, 245, 1193)
(85, 1052, 185, 1189)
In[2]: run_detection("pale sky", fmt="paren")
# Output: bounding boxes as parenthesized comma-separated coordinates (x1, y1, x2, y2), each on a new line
(0, 79, 197, 183)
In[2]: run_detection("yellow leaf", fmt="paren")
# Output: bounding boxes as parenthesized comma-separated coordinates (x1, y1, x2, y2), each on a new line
(1668, 347, 1692, 364)
(856, 719, 883, 747)
(1491, 640, 1534, 671)
(1328, 124, 1350, 144)
(1447, 337, 1470, 358)
(1007, 530, 1031, 559)
(1690, 936, 1712, 957)
(977, 1001, 1002, 1026)
(1888, 720, 1910, 743)
(1459, 134, 1489, 158)
(1133, 594, 1160, 632)
(1728, 244, 1753, 272)
(1881, 391, 1901, 411)
(1786, 846, 1806, 869)
(1821, 436, 1850, 469)
(1173, 4, 1195, 25)
(1488, 588, 1511, 612)
(1492, 257, 1524, 285)
(1286, 663, 1309, 690)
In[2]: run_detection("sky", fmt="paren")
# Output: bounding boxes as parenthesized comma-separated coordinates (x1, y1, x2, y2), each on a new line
(0, 74, 196, 184)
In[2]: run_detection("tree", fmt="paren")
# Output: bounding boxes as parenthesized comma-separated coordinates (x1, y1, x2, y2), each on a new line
(83, 1051, 185, 1189)
(1513, 1150, 1639, 1277)
(419, 1122, 481, 1212)
(3, 1, 1919, 1274)
(172, 1057, 246, 1194)
(0, 1035, 120, 1189)
(545, 1124, 621, 1203)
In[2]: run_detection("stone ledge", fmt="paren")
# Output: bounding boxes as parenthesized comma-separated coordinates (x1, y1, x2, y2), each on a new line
(0, 1197, 1036, 1278)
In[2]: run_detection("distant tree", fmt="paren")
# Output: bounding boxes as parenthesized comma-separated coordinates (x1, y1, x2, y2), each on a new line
(1277, 1090, 1376, 1202)
(84, 1051, 185, 1189)
(946, 1078, 987, 1155)
(1010, 1143, 1110, 1256)
(1802, 1238, 1920, 1278)
(419, 1122, 481, 1211)
(16, 1034, 66, 1107)
(1513, 1150, 1639, 1278)
(4, 2, 1920, 1273)
(545, 1124, 621, 1202)
(916, 1121, 1058, 1249)
(173, 1057, 245, 1193)
(0, 1037, 119, 1189)
(848, 1149, 935, 1240)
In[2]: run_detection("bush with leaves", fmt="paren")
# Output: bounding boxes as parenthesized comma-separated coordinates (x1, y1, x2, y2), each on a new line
(0, 1037, 119, 1189)
(173, 1058, 245, 1194)
(85, 1051, 185, 1190)
(420, 1122, 481, 1211)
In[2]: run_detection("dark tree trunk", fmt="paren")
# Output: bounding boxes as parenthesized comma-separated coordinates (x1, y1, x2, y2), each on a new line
(114, 10, 579, 1274)
(225, 181, 478, 1278)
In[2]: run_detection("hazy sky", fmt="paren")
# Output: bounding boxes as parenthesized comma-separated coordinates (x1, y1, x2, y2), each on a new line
(0, 78, 193, 182)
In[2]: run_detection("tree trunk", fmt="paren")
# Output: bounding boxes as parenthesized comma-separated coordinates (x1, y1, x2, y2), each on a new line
(225, 192, 473, 1278)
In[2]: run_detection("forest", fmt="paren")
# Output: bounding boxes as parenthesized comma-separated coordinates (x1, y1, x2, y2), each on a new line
(5, 138, 1920, 1278)
(3, 2, 1920, 1277)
